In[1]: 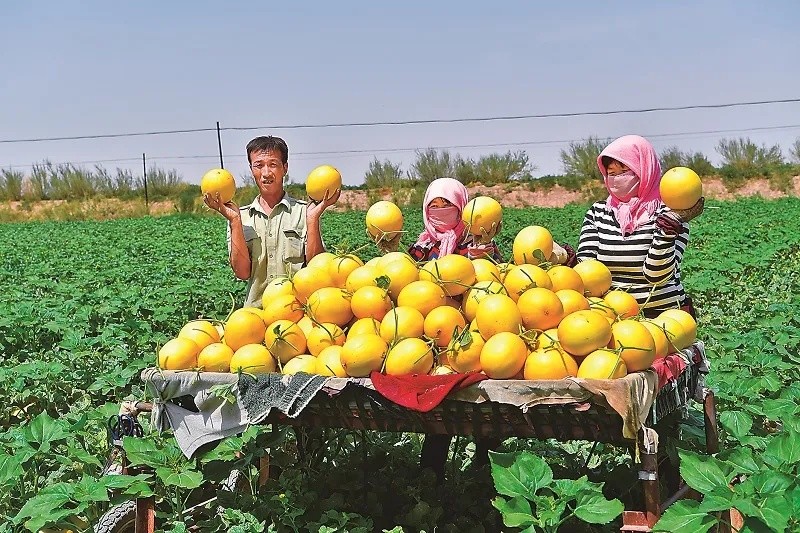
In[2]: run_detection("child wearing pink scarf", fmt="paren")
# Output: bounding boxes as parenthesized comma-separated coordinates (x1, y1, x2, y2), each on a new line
(408, 177, 502, 261)
(577, 135, 704, 317)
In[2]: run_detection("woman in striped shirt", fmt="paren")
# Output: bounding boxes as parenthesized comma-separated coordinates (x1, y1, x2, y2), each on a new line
(577, 135, 703, 318)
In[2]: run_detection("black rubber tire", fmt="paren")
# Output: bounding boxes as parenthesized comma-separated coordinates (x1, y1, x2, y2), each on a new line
(94, 500, 136, 533)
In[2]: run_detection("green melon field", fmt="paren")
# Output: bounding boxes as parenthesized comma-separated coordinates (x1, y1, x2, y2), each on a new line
(1, 197, 799, 532)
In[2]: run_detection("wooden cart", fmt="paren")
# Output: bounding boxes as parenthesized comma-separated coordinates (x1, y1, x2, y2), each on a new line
(120, 344, 724, 533)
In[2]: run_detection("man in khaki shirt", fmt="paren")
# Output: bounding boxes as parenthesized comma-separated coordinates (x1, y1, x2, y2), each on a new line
(204, 136, 339, 308)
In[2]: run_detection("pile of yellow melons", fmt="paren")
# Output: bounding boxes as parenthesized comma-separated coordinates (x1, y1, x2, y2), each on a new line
(159, 201, 697, 381)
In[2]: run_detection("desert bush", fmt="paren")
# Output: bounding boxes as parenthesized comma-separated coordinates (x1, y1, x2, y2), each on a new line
(471, 150, 535, 185)
(790, 138, 800, 165)
(365, 158, 405, 189)
(408, 149, 457, 185)
(0, 169, 24, 201)
(659, 146, 716, 176)
(717, 137, 783, 169)
(142, 167, 186, 199)
(717, 137, 785, 190)
(560, 136, 609, 180)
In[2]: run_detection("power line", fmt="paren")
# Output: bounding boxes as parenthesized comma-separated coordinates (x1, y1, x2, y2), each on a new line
(6, 121, 800, 170)
(1, 97, 799, 144)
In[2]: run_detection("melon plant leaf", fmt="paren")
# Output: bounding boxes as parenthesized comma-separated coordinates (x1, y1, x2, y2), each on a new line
(763, 431, 800, 468)
(653, 500, 715, 533)
(73, 475, 109, 503)
(491, 496, 535, 528)
(720, 447, 761, 475)
(155, 466, 204, 489)
(102, 473, 154, 497)
(23, 411, 68, 452)
(720, 410, 753, 438)
(0, 454, 24, 485)
(573, 490, 624, 524)
(489, 451, 553, 499)
(761, 399, 799, 421)
(679, 450, 730, 493)
(534, 494, 567, 529)
(13, 482, 73, 530)
(122, 436, 171, 469)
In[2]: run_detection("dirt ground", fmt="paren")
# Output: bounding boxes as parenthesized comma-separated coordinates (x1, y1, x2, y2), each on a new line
(2, 176, 798, 221)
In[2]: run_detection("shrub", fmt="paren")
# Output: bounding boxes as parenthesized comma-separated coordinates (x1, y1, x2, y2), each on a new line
(559, 136, 610, 180)
(717, 137, 783, 170)
(717, 137, 785, 191)
(365, 158, 405, 189)
(790, 138, 800, 165)
(142, 167, 186, 199)
(659, 146, 716, 176)
(407, 149, 456, 185)
(0, 169, 24, 201)
(471, 150, 536, 185)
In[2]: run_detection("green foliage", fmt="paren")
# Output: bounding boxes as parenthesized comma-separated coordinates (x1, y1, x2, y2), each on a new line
(490, 451, 623, 532)
(717, 137, 784, 169)
(3, 161, 188, 202)
(659, 146, 716, 176)
(460, 150, 537, 185)
(2, 197, 800, 530)
(716, 137, 785, 190)
(790, 138, 800, 164)
(365, 158, 406, 189)
(407, 148, 458, 185)
(559, 136, 610, 181)
(0, 169, 24, 201)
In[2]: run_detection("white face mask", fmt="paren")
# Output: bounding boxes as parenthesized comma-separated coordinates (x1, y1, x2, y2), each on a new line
(607, 170, 640, 201)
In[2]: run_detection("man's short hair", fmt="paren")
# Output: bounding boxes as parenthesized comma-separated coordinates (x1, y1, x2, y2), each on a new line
(246, 136, 289, 164)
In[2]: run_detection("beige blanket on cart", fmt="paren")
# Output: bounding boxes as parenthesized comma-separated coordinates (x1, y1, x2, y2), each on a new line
(142, 365, 666, 458)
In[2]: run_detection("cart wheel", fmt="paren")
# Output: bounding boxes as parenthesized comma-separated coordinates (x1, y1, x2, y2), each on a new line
(94, 500, 136, 533)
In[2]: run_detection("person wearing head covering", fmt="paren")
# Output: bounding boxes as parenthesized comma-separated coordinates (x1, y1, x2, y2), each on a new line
(577, 135, 704, 318)
(377, 177, 575, 264)
(374, 177, 502, 260)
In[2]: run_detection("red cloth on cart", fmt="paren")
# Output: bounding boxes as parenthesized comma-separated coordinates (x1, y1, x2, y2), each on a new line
(651, 353, 688, 390)
(370, 371, 488, 412)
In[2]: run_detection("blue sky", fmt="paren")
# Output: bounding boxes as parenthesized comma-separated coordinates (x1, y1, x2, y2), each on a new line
(1, 1, 799, 186)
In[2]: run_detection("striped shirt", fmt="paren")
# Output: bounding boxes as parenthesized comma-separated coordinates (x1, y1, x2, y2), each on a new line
(577, 201, 689, 317)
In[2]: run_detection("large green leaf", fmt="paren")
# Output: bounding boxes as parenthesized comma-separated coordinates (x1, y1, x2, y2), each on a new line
(155, 466, 204, 489)
(0, 454, 24, 485)
(73, 475, 110, 503)
(760, 399, 799, 421)
(491, 496, 535, 528)
(720, 410, 753, 438)
(763, 431, 800, 468)
(22, 411, 68, 452)
(489, 451, 553, 499)
(679, 450, 731, 493)
(13, 482, 73, 528)
(122, 436, 172, 469)
(738, 472, 795, 496)
(573, 490, 624, 525)
(720, 447, 761, 475)
(102, 473, 155, 497)
(653, 500, 716, 533)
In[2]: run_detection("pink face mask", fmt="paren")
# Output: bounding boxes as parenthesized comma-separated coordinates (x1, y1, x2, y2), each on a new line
(607, 170, 640, 201)
(428, 205, 461, 232)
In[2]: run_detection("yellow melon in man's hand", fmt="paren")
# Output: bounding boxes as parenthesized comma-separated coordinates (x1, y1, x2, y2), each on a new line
(306, 165, 342, 202)
(201, 168, 236, 203)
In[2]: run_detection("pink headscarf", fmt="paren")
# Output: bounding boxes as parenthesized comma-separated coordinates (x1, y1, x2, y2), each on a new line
(597, 135, 663, 237)
(415, 177, 468, 256)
